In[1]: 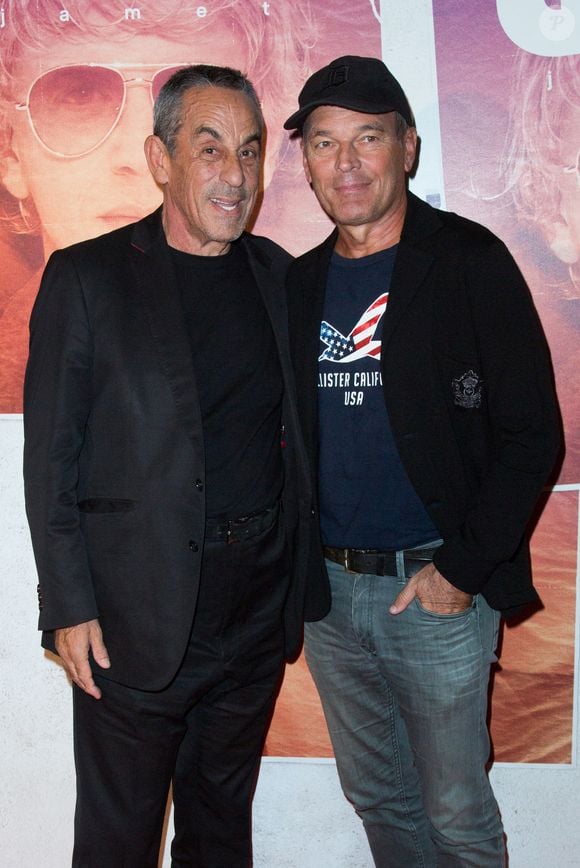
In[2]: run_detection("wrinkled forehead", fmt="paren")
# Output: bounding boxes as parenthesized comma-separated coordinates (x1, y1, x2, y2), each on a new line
(176, 84, 264, 139)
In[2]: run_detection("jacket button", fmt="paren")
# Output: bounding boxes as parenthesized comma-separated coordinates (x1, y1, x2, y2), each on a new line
(195, 479, 204, 491)
(188, 540, 199, 552)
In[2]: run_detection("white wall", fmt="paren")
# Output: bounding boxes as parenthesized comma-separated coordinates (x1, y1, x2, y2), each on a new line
(2, 416, 579, 866)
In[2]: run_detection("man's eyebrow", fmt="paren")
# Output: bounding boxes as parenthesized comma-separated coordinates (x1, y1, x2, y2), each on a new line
(358, 121, 387, 133)
(192, 127, 261, 147)
(240, 132, 262, 147)
(194, 125, 221, 140)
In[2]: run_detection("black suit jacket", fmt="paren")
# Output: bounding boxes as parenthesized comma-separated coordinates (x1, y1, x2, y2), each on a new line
(24, 209, 326, 690)
(287, 193, 561, 617)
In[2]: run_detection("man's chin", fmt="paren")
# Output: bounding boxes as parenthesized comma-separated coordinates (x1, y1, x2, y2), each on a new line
(330, 208, 377, 228)
(225, 226, 246, 243)
(318, 201, 372, 228)
(208, 223, 246, 245)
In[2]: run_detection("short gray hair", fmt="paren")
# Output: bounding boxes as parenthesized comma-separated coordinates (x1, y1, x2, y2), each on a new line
(153, 64, 264, 155)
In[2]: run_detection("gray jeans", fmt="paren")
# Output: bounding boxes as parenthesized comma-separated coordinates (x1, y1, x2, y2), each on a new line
(305, 557, 505, 868)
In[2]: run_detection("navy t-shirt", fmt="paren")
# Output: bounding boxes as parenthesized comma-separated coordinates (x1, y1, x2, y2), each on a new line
(318, 246, 437, 549)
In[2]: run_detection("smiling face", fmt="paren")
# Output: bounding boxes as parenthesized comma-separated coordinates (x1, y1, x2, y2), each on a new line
(302, 105, 417, 255)
(145, 85, 262, 255)
(2, 33, 247, 257)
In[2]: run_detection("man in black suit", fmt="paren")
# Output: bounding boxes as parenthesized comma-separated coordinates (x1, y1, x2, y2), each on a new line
(24, 65, 325, 868)
(284, 56, 561, 866)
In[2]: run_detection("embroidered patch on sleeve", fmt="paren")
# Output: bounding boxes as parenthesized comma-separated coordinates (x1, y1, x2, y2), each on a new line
(452, 370, 483, 408)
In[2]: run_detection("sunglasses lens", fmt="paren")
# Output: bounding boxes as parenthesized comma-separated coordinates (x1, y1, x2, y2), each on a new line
(152, 66, 187, 100)
(28, 66, 125, 156)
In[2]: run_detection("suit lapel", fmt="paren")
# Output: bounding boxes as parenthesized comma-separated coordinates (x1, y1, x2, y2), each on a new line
(308, 238, 334, 363)
(299, 234, 335, 427)
(303, 233, 335, 364)
(243, 235, 316, 491)
(381, 242, 434, 350)
(380, 194, 438, 351)
(129, 210, 204, 453)
(301, 223, 434, 361)
(242, 236, 303, 447)
(300, 203, 438, 407)
(242, 236, 290, 369)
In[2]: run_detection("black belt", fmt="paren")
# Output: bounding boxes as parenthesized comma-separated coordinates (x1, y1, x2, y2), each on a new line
(323, 545, 438, 578)
(205, 502, 279, 544)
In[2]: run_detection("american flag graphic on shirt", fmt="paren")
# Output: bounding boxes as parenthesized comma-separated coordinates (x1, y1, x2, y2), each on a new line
(319, 292, 388, 363)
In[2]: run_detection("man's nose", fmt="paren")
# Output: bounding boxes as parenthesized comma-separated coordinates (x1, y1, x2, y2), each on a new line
(220, 152, 245, 188)
(335, 142, 361, 172)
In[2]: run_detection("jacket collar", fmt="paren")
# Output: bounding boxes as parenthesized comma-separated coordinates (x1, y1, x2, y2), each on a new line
(380, 192, 437, 350)
(400, 190, 444, 243)
(129, 208, 289, 449)
(129, 208, 203, 453)
(300, 191, 440, 358)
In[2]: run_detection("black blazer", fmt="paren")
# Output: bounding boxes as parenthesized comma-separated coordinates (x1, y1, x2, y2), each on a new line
(24, 209, 326, 690)
(287, 193, 561, 617)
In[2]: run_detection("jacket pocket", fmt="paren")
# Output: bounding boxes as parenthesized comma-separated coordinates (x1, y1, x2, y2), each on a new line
(77, 498, 136, 513)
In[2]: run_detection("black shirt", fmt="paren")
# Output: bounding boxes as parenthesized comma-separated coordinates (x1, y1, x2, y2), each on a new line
(171, 241, 284, 519)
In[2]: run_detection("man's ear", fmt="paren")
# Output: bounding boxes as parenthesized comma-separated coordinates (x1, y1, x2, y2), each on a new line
(301, 140, 312, 185)
(544, 220, 578, 265)
(144, 135, 170, 187)
(0, 147, 31, 200)
(403, 127, 418, 175)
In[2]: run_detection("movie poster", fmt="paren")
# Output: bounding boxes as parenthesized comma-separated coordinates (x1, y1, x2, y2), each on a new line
(1, 0, 577, 764)
(267, 0, 580, 765)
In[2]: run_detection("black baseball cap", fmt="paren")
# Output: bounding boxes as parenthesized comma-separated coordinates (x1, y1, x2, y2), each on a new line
(284, 55, 414, 131)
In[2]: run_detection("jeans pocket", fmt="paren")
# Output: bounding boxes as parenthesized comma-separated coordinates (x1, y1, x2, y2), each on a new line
(413, 596, 475, 620)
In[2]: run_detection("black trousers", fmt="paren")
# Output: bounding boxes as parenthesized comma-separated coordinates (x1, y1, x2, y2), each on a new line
(72, 516, 289, 868)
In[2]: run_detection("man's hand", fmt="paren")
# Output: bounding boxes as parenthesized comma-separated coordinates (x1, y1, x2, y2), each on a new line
(54, 619, 110, 700)
(389, 562, 473, 615)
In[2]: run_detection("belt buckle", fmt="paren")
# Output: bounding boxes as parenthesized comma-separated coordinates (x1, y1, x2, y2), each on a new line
(344, 548, 357, 574)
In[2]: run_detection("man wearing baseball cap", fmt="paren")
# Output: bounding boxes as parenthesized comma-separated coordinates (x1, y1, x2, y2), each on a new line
(285, 56, 560, 866)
